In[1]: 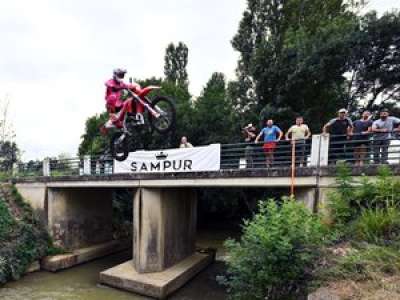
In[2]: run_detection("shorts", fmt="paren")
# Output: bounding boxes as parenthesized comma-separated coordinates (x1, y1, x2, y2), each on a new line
(263, 142, 277, 153)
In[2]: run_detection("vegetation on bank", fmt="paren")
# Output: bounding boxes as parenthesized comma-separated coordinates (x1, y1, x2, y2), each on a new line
(221, 165, 400, 300)
(0, 184, 54, 284)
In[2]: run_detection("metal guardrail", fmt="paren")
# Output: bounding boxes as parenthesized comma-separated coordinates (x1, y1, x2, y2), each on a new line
(327, 133, 400, 166)
(220, 140, 312, 169)
(12, 133, 400, 178)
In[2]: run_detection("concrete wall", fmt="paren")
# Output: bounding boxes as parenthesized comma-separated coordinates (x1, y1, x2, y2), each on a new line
(133, 188, 197, 273)
(47, 188, 113, 250)
(15, 183, 47, 225)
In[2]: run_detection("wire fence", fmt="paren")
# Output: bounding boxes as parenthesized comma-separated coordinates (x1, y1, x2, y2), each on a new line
(12, 133, 400, 178)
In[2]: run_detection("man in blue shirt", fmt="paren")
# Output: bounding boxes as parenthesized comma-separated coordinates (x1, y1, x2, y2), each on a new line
(255, 119, 283, 167)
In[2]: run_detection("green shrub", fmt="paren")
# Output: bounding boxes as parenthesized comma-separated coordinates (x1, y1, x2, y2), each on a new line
(328, 164, 400, 236)
(321, 243, 400, 282)
(220, 198, 327, 300)
(0, 185, 51, 284)
(353, 207, 400, 244)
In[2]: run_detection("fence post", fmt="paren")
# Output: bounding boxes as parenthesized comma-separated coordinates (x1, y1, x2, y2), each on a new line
(310, 135, 321, 167)
(319, 134, 330, 166)
(310, 134, 330, 167)
(43, 158, 50, 177)
(83, 155, 91, 175)
(12, 163, 18, 177)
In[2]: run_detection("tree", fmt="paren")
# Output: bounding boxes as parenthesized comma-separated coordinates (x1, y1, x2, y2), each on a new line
(192, 73, 236, 145)
(164, 42, 189, 88)
(78, 113, 109, 156)
(230, 0, 361, 131)
(346, 11, 400, 112)
(0, 96, 19, 171)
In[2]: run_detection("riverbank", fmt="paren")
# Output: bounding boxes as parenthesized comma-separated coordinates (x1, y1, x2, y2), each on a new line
(0, 184, 51, 284)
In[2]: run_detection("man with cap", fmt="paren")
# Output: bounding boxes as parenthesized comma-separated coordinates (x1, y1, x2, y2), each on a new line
(242, 123, 257, 168)
(372, 108, 400, 164)
(323, 108, 354, 164)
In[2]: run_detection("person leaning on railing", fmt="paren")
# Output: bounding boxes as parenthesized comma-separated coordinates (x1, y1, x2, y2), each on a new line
(255, 119, 283, 168)
(322, 108, 354, 165)
(242, 123, 257, 168)
(371, 108, 400, 164)
(352, 111, 373, 167)
(285, 116, 311, 167)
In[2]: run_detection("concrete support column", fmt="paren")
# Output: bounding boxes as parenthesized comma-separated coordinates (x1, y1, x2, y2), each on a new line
(133, 188, 197, 273)
(47, 188, 113, 250)
(101, 187, 213, 299)
(296, 187, 317, 212)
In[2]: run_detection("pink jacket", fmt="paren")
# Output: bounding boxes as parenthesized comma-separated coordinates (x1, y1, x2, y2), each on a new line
(105, 79, 140, 112)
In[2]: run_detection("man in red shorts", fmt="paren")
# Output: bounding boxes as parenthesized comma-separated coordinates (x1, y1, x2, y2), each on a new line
(255, 119, 283, 167)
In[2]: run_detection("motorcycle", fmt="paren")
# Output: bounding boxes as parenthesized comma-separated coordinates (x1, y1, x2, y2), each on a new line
(104, 85, 176, 161)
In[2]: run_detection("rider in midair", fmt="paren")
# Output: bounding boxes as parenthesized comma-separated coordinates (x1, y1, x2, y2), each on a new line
(101, 68, 144, 133)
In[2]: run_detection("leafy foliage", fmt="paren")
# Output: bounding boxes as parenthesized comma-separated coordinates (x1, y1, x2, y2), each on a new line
(220, 199, 327, 300)
(0, 185, 51, 284)
(164, 42, 189, 88)
(346, 11, 400, 111)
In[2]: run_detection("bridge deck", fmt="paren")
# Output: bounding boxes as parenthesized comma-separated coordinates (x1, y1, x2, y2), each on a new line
(13, 165, 400, 188)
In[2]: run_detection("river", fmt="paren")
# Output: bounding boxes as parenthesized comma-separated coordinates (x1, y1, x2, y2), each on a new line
(0, 230, 233, 300)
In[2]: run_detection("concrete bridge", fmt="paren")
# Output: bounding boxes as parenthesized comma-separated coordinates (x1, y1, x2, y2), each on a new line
(12, 135, 400, 299)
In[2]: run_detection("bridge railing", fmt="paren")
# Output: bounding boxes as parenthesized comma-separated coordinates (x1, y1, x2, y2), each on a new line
(220, 140, 312, 169)
(327, 133, 400, 166)
(12, 133, 400, 178)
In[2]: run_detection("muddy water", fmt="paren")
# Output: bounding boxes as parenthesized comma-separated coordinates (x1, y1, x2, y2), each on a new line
(0, 230, 234, 300)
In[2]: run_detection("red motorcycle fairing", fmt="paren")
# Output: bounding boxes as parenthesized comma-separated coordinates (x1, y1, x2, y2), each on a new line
(137, 86, 161, 98)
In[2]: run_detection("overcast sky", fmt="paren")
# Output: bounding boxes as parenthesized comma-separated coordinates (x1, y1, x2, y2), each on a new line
(0, 0, 398, 161)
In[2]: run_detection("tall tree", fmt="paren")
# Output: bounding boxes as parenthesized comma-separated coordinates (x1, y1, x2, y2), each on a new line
(164, 42, 189, 88)
(192, 73, 236, 145)
(346, 11, 400, 112)
(230, 0, 361, 131)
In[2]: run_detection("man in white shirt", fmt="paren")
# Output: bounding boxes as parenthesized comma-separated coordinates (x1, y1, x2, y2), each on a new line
(285, 116, 311, 166)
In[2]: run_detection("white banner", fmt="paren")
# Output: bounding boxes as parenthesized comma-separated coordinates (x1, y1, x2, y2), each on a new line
(114, 144, 221, 173)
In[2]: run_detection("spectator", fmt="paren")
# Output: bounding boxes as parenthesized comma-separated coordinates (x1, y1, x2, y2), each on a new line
(179, 136, 193, 148)
(352, 111, 373, 166)
(285, 116, 311, 166)
(323, 108, 353, 164)
(242, 123, 257, 168)
(372, 108, 400, 164)
(255, 119, 283, 168)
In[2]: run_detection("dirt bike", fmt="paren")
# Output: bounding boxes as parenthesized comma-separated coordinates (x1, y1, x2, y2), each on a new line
(105, 86, 176, 161)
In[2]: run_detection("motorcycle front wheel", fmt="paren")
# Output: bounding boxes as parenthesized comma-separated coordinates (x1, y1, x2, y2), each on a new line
(110, 132, 129, 161)
(149, 96, 176, 134)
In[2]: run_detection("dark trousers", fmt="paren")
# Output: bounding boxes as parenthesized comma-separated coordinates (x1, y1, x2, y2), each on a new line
(373, 139, 390, 164)
(329, 136, 347, 164)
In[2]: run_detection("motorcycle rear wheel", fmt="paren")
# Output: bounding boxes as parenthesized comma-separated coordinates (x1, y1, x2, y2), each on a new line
(149, 96, 176, 134)
(110, 131, 129, 161)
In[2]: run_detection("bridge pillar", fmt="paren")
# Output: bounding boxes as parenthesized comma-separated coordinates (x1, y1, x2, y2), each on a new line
(296, 187, 317, 212)
(47, 188, 113, 250)
(100, 187, 214, 299)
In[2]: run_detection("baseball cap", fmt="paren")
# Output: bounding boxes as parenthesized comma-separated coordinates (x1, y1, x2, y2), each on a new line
(338, 108, 347, 113)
